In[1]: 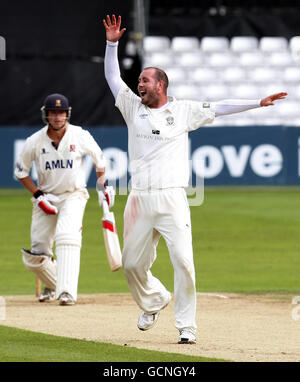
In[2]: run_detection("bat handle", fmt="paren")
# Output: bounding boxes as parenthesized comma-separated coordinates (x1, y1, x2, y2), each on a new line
(102, 199, 110, 215)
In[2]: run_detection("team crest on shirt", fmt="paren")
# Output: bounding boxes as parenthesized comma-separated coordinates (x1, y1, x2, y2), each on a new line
(166, 116, 175, 126)
(203, 102, 210, 108)
(70, 144, 76, 152)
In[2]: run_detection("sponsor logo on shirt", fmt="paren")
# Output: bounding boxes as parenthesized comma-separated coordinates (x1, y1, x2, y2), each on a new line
(152, 130, 160, 135)
(45, 159, 73, 170)
(166, 116, 175, 126)
(139, 114, 148, 119)
(203, 102, 210, 108)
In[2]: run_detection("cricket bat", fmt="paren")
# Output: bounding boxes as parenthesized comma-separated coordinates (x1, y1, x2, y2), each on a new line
(102, 199, 122, 271)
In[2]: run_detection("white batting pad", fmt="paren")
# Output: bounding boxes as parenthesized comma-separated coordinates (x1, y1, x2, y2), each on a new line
(22, 249, 57, 290)
(55, 245, 80, 301)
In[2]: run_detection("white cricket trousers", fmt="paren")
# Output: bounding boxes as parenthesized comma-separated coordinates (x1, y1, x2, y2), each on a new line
(30, 192, 88, 301)
(122, 188, 197, 332)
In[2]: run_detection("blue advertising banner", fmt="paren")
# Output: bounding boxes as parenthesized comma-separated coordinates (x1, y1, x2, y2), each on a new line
(0, 125, 300, 188)
(190, 125, 287, 185)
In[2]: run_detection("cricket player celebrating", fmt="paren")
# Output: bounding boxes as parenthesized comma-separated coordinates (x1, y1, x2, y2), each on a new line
(103, 15, 287, 343)
(15, 93, 114, 305)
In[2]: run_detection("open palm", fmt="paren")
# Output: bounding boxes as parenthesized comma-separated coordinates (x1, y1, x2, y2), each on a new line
(103, 14, 126, 42)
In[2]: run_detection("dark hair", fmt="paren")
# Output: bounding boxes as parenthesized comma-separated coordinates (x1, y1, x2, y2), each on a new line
(143, 67, 169, 91)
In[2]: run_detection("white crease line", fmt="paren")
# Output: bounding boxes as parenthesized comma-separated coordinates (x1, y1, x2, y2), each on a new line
(197, 292, 229, 299)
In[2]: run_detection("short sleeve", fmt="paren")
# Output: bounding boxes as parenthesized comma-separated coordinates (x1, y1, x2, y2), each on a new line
(80, 129, 106, 171)
(14, 136, 35, 179)
(186, 101, 216, 132)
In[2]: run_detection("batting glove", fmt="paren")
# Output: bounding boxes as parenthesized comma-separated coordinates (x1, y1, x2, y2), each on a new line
(96, 182, 115, 208)
(33, 190, 59, 215)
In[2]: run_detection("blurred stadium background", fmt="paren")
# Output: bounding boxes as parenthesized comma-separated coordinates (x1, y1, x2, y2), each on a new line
(1, 0, 300, 187)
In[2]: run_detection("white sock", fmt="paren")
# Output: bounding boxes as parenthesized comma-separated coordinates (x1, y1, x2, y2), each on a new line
(55, 245, 80, 301)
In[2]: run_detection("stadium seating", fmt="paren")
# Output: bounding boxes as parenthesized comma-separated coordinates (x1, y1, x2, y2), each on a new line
(238, 52, 265, 67)
(268, 52, 294, 67)
(164, 67, 186, 83)
(191, 67, 218, 83)
(171, 36, 199, 52)
(143, 36, 171, 53)
(142, 35, 300, 125)
(175, 52, 204, 67)
(230, 36, 259, 53)
(206, 52, 234, 68)
(222, 67, 247, 83)
(289, 36, 300, 60)
(169, 84, 200, 100)
(259, 37, 289, 52)
(248, 67, 281, 82)
(200, 37, 229, 52)
(229, 83, 261, 99)
(283, 67, 300, 82)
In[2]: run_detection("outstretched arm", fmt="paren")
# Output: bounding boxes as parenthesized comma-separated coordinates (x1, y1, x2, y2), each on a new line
(215, 92, 287, 117)
(103, 15, 127, 99)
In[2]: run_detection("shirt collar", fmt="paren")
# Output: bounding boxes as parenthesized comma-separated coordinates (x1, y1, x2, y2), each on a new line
(146, 96, 176, 113)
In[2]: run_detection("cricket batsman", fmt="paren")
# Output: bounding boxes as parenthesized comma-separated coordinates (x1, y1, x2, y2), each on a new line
(103, 15, 287, 343)
(15, 93, 115, 305)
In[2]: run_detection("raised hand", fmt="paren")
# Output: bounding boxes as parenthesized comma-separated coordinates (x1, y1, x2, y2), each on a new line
(103, 14, 126, 42)
(260, 92, 288, 107)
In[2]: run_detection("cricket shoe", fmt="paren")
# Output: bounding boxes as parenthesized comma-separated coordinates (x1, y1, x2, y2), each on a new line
(178, 329, 196, 344)
(39, 287, 55, 302)
(137, 293, 172, 331)
(59, 292, 75, 306)
(137, 312, 160, 331)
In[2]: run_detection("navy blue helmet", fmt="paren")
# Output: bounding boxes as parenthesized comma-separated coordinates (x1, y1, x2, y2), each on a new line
(41, 93, 72, 124)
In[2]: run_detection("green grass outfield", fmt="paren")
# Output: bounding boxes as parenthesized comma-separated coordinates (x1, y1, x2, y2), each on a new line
(1, 186, 300, 362)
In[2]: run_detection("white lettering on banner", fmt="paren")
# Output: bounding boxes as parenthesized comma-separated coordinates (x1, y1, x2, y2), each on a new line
(192, 144, 283, 178)
(193, 146, 224, 179)
(250, 144, 282, 177)
(221, 145, 251, 177)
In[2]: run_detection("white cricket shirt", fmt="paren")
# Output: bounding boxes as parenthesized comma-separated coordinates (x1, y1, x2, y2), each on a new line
(116, 85, 215, 190)
(15, 123, 106, 195)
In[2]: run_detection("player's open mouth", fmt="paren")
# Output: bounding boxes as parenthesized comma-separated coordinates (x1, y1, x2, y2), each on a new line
(139, 90, 146, 97)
